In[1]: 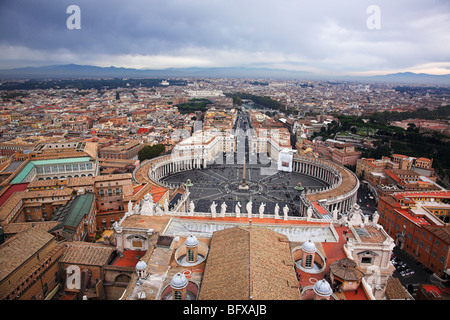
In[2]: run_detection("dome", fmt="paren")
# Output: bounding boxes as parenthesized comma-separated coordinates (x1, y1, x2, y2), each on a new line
(313, 279, 332, 297)
(185, 234, 199, 247)
(136, 260, 147, 271)
(170, 272, 188, 289)
(329, 258, 364, 281)
(301, 240, 317, 253)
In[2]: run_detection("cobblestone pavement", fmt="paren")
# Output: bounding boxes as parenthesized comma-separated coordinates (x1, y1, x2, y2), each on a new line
(391, 246, 433, 288)
(162, 161, 329, 217)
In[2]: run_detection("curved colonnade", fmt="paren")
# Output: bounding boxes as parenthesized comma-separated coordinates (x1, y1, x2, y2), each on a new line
(133, 152, 359, 217)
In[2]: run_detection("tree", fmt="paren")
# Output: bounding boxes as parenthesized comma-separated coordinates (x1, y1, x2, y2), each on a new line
(138, 144, 166, 162)
(233, 96, 242, 106)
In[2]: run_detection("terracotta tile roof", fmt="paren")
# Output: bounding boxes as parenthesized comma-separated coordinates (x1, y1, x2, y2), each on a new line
(385, 277, 412, 300)
(2, 221, 61, 235)
(93, 173, 132, 182)
(66, 176, 95, 187)
(120, 215, 171, 232)
(59, 241, 115, 266)
(329, 258, 364, 282)
(423, 225, 450, 243)
(0, 228, 55, 283)
(199, 226, 300, 300)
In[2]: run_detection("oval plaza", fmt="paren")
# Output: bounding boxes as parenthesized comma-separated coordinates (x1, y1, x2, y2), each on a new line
(118, 109, 399, 301)
(135, 109, 359, 220)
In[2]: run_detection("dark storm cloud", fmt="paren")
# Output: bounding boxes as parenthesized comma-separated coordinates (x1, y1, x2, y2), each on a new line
(0, 0, 449, 74)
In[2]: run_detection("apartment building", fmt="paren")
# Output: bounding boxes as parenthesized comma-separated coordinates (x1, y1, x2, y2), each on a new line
(98, 140, 143, 160)
(0, 228, 64, 300)
(377, 191, 450, 276)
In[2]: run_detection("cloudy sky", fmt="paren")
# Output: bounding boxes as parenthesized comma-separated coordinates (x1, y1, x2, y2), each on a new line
(0, 0, 449, 76)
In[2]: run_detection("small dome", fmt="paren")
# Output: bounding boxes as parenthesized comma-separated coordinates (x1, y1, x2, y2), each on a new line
(313, 279, 332, 297)
(185, 234, 199, 247)
(301, 240, 317, 253)
(170, 272, 188, 289)
(136, 260, 147, 271)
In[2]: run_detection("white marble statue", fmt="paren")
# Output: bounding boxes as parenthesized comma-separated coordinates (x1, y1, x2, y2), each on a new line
(221, 202, 227, 217)
(259, 203, 265, 218)
(140, 193, 154, 216)
(189, 201, 195, 216)
(306, 206, 313, 219)
(210, 201, 217, 218)
(163, 199, 169, 214)
(246, 201, 253, 218)
(133, 201, 140, 215)
(348, 204, 365, 226)
(127, 200, 133, 215)
(283, 204, 289, 220)
(274, 203, 280, 219)
(372, 211, 380, 225)
(235, 202, 242, 218)
(332, 208, 339, 221)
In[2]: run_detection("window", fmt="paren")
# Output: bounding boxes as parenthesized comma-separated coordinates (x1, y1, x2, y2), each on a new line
(132, 241, 142, 248)
(361, 257, 372, 264)
(305, 254, 313, 268)
(173, 290, 182, 300)
(187, 249, 195, 262)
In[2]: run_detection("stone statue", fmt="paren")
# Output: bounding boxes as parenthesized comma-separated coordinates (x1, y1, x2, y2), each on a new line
(220, 202, 227, 217)
(339, 214, 348, 226)
(259, 203, 265, 218)
(155, 206, 163, 216)
(348, 205, 364, 226)
(210, 201, 217, 217)
(274, 203, 280, 219)
(163, 199, 169, 214)
(133, 201, 140, 215)
(306, 206, 313, 219)
(235, 202, 241, 217)
(364, 214, 369, 225)
(113, 221, 122, 233)
(189, 201, 195, 216)
(246, 201, 253, 218)
(140, 193, 154, 216)
(283, 205, 289, 220)
(127, 200, 134, 215)
(372, 211, 380, 225)
(332, 208, 339, 221)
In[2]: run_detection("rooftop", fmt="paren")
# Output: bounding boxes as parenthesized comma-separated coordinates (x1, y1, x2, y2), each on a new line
(0, 228, 55, 283)
(199, 226, 300, 300)
(59, 241, 115, 266)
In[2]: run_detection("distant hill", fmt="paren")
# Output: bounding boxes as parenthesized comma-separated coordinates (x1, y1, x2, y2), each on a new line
(0, 64, 312, 80)
(364, 72, 450, 85)
(0, 64, 449, 85)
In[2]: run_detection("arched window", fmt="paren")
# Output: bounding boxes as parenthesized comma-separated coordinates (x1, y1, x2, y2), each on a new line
(187, 249, 195, 262)
(305, 254, 313, 268)
(173, 290, 182, 300)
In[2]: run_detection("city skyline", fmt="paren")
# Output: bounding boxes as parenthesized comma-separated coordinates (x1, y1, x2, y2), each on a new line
(0, 0, 449, 76)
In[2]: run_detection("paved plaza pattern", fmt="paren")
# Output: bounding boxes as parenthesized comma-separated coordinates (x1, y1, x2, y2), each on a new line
(162, 162, 329, 217)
